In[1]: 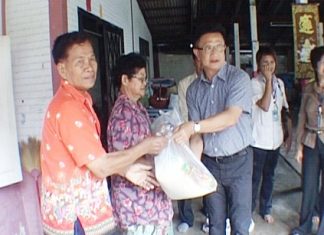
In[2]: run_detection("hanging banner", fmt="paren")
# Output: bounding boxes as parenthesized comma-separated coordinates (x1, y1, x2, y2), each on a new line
(292, 3, 319, 80)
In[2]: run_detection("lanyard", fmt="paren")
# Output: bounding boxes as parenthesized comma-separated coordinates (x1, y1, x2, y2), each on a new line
(272, 79, 282, 104)
(318, 94, 324, 129)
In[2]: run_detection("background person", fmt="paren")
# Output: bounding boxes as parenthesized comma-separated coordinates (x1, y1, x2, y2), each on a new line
(40, 32, 167, 235)
(173, 23, 253, 235)
(107, 53, 173, 235)
(251, 47, 292, 224)
(291, 46, 324, 235)
(176, 52, 203, 233)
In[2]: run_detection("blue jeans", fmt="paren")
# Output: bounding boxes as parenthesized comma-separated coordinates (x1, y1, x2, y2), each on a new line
(292, 137, 324, 235)
(251, 147, 280, 217)
(202, 147, 253, 235)
(177, 199, 194, 226)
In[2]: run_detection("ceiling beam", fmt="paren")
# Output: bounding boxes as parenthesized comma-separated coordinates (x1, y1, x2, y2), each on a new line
(145, 12, 189, 19)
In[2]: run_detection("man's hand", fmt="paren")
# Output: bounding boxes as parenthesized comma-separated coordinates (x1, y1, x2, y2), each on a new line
(125, 163, 160, 190)
(172, 121, 194, 144)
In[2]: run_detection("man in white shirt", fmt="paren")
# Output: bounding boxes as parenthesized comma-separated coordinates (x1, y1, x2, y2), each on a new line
(176, 53, 202, 233)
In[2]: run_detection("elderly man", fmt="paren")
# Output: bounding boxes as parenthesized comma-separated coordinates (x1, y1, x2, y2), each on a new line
(40, 31, 167, 235)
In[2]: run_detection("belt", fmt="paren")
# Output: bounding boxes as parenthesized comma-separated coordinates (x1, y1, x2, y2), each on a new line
(203, 147, 248, 163)
(306, 128, 324, 134)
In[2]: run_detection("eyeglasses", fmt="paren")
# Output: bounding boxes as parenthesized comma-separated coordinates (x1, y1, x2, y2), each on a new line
(132, 74, 148, 83)
(196, 43, 226, 54)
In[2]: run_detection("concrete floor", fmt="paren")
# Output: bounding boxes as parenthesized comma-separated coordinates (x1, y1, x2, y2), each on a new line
(171, 128, 320, 235)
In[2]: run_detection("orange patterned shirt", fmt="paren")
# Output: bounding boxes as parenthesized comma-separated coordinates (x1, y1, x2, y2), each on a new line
(40, 81, 115, 235)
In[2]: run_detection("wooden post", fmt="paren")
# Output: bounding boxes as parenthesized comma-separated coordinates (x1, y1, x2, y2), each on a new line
(318, 22, 323, 46)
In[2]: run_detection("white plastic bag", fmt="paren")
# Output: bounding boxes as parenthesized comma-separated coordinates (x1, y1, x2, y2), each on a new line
(151, 109, 217, 200)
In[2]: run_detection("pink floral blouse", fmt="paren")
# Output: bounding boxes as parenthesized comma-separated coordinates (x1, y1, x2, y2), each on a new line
(107, 94, 173, 229)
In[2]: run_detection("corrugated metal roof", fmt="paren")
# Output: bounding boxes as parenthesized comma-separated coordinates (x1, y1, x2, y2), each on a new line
(137, 0, 324, 54)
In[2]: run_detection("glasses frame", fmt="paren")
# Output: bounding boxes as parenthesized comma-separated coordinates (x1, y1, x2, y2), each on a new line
(196, 43, 226, 54)
(131, 74, 148, 84)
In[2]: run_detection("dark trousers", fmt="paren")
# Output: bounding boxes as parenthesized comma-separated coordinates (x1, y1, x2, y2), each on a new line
(317, 210, 324, 235)
(177, 199, 194, 226)
(202, 147, 253, 235)
(251, 147, 280, 217)
(293, 138, 324, 235)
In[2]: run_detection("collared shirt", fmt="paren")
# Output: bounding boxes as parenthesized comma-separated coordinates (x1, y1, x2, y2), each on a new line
(178, 72, 198, 122)
(251, 74, 289, 150)
(40, 81, 115, 235)
(296, 82, 324, 149)
(107, 94, 173, 229)
(187, 63, 253, 157)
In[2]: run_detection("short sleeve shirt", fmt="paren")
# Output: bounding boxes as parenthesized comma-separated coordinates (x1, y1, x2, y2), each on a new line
(40, 81, 115, 235)
(296, 82, 324, 148)
(107, 94, 173, 229)
(251, 74, 289, 149)
(187, 63, 253, 156)
(178, 73, 197, 122)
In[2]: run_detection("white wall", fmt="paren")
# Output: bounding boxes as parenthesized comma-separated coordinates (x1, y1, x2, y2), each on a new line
(5, 0, 152, 141)
(67, 0, 154, 77)
(159, 53, 194, 83)
(0, 36, 22, 187)
(131, 0, 154, 75)
(6, 0, 52, 141)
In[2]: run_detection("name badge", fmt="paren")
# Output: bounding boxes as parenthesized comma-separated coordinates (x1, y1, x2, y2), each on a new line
(272, 105, 279, 122)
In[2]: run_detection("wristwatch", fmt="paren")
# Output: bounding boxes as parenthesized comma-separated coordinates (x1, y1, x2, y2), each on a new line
(193, 122, 201, 133)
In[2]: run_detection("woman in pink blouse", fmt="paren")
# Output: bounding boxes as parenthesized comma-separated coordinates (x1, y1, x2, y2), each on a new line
(107, 53, 173, 235)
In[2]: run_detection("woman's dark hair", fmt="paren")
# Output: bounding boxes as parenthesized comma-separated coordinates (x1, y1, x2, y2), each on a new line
(256, 46, 277, 69)
(192, 23, 227, 48)
(310, 46, 324, 83)
(113, 53, 146, 89)
(52, 31, 94, 64)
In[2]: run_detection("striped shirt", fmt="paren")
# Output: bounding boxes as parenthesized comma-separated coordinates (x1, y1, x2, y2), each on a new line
(187, 63, 253, 157)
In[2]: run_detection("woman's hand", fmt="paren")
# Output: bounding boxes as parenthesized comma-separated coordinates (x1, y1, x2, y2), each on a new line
(284, 135, 292, 153)
(125, 162, 160, 190)
(295, 148, 304, 164)
(262, 64, 273, 82)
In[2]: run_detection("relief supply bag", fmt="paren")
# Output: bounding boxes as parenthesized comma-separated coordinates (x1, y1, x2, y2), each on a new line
(151, 109, 217, 200)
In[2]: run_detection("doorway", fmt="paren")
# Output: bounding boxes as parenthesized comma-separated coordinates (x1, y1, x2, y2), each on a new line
(78, 8, 124, 149)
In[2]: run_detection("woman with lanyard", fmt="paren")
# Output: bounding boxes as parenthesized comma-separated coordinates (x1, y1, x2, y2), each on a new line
(291, 46, 324, 235)
(251, 47, 292, 225)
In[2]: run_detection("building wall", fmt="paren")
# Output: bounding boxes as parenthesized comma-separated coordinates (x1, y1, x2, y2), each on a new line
(159, 53, 194, 83)
(6, 0, 52, 141)
(67, 0, 153, 76)
(6, 0, 153, 141)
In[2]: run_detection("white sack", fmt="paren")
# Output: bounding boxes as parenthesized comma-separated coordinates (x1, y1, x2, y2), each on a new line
(151, 109, 217, 200)
(155, 140, 217, 200)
